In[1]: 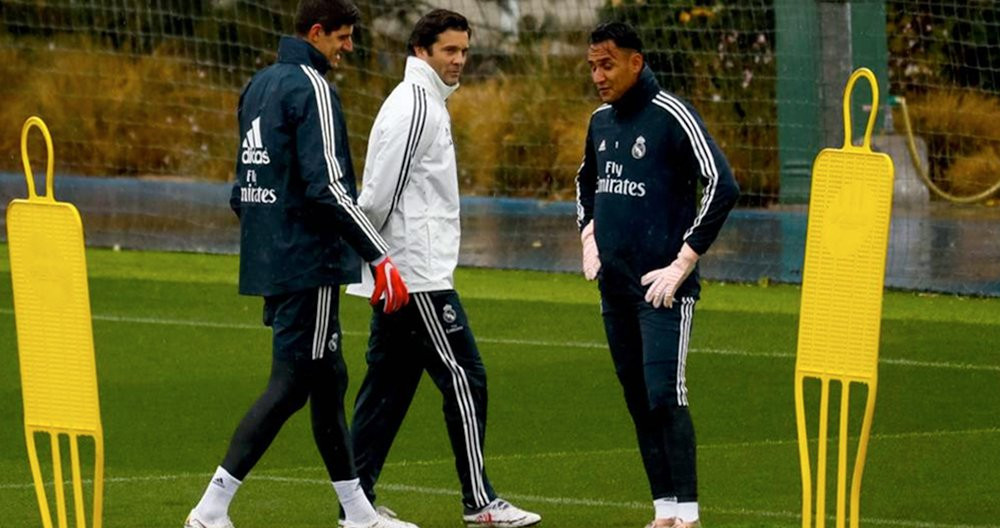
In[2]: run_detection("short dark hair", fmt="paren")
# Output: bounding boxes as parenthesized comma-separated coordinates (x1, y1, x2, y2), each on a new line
(294, 0, 360, 36)
(407, 9, 471, 56)
(589, 21, 643, 54)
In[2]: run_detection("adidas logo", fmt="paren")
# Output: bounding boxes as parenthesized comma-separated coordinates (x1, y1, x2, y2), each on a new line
(212, 477, 225, 489)
(241, 117, 271, 165)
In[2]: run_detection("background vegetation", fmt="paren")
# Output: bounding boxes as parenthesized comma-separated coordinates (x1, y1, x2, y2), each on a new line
(886, 0, 1000, 197)
(1, 0, 998, 202)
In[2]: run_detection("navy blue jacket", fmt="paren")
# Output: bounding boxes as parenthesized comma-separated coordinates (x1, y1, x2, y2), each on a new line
(231, 37, 388, 297)
(576, 66, 739, 299)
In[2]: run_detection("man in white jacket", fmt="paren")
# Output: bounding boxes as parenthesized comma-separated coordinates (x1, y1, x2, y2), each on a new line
(345, 9, 541, 528)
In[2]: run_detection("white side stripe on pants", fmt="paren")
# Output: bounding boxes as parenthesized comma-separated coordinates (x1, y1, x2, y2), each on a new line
(413, 293, 490, 507)
(312, 286, 332, 360)
(677, 297, 695, 406)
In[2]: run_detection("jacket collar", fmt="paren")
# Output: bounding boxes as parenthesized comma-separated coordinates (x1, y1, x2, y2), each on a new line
(611, 64, 660, 115)
(404, 56, 459, 101)
(277, 36, 331, 74)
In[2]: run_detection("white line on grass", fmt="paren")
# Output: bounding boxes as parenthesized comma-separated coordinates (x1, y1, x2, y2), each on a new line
(0, 472, 994, 528)
(1, 308, 997, 373)
(5, 428, 995, 489)
(286, 426, 998, 469)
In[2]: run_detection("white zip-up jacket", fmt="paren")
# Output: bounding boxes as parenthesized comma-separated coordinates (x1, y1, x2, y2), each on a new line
(347, 56, 461, 297)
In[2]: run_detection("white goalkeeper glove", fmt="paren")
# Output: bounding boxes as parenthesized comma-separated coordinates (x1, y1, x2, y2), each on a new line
(640, 243, 699, 309)
(581, 219, 601, 281)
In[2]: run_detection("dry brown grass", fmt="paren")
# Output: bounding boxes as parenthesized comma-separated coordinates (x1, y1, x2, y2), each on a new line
(946, 146, 1000, 195)
(905, 90, 1000, 197)
(0, 34, 773, 199)
(0, 36, 794, 202)
(696, 96, 779, 202)
(449, 74, 593, 199)
(0, 37, 238, 181)
(447, 78, 511, 195)
(448, 73, 773, 200)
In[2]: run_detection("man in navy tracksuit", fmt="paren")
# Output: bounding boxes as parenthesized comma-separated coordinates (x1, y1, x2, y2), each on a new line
(576, 22, 739, 528)
(184, 2, 412, 528)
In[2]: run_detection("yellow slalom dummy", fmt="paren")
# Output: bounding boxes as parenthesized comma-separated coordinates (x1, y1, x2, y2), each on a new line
(6, 117, 104, 528)
(795, 69, 894, 528)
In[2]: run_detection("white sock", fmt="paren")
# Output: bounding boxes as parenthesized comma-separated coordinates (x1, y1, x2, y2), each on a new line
(654, 497, 678, 520)
(333, 478, 376, 524)
(192, 466, 241, 521)
(677, 501, 699, 522)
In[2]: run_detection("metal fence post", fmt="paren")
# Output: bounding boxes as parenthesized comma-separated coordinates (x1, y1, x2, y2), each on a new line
(776, 0, 822, 203)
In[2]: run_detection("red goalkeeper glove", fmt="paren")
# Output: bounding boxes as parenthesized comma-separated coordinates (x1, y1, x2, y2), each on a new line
(370, 255, 409, 313)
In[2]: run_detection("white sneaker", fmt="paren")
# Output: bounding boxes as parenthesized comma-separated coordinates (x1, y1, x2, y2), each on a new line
(339, 506, 415, 528)
(184, 511, 235, 528)
(341, 511, 419, 528)
(463, 498, 541, 527)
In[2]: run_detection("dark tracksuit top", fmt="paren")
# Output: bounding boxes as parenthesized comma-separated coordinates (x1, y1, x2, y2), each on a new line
(230, 36, 388, 297)
(576, 65, 740, 300)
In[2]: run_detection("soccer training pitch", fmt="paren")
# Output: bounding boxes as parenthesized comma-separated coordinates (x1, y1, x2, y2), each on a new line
(1, 245, 998, 527)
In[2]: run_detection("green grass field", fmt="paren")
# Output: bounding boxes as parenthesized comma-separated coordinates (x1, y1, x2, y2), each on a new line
(1, 245, 999, 527)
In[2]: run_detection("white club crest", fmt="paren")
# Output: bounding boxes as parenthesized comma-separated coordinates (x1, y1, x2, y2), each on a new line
(631, 136, 646, 159)
(442, 304, 457, 324)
